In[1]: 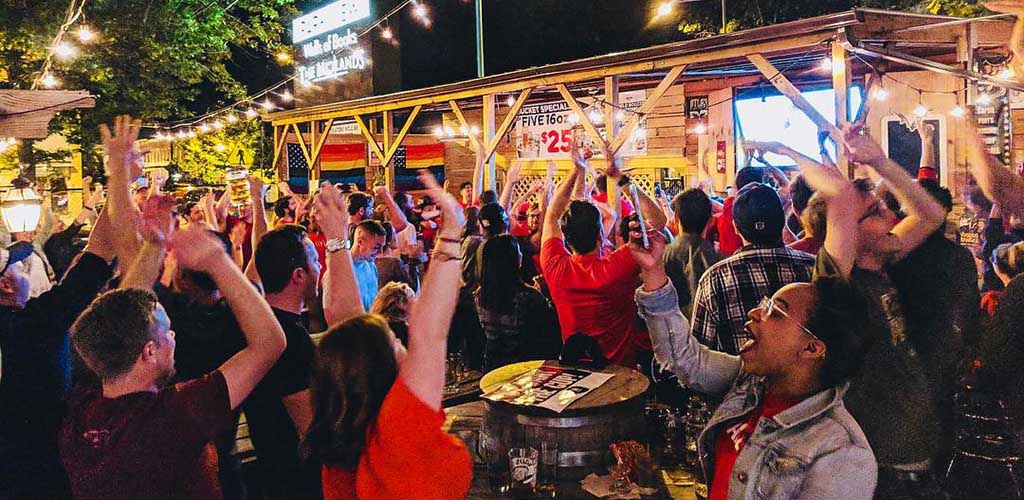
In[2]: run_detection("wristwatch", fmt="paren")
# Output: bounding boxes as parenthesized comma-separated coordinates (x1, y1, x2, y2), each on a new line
(325, 237, 351, 253)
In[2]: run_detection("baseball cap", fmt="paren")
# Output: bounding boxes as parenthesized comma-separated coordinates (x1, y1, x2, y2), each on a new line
(514, 202, 530, 221)
(478, 203, 509, 233)
(0, 242, 34, 275)
(732, 182, 785, 246)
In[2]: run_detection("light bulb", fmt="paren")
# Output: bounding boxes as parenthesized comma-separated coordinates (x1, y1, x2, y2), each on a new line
(434, 126, 444, 137)
(568, 113, 580, 125)
(187, 130, 196, 138)
(77, 26, 95, 43)
(245, 108, 259, 119)
(381, 27, 393, 40)
(694, 122, 707, 134)
(977, 93, 992, 106)
(279, 91, 293, 102)
(873, 87, 889, 101)
(655, 2, 673, 18)
(999, 68, 1015, 80)
(470, 125, 480, 135)
(589, 110, 603, 124)
(260, 99, 275, 111)
(632, 127, 646, 139)
(913, 104, 928, 118)
(226, 113, 239, 123)
(154, 132, 165, 141)
(506, 95, 515, 107)
(199, 123, 211, 133)
(950, 105, 965, 118)
(819, 58, 833, 72)
(276, 52, 291, 63)
(177, 130, 188, 139)
(40, 74, 59, 88)
(413, 4, 430, 25)
(616, 110, 626, 122)
(54, 42, 76, 60)
(213, 120, 224, 130)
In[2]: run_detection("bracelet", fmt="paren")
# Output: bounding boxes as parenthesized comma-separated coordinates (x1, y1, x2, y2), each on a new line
(438, 236, 462, 245)
(431, 250, 461, 263)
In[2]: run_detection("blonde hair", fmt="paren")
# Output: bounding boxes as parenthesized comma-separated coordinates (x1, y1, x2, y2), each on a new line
(369, 282, 414, 322)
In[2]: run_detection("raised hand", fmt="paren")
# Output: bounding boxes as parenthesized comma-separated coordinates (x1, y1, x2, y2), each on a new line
(373, 185, 391, 199)
(840, 123, 886, 167)
(419, 170, 465, 238)
(171, 227, 230, 272)
(627, 220, 668, 272)
(248, 175, 266, 202)
(919, 123, 935, 141)
(313, 182, 350, 240)
(139, 194, 177, 246)
(99, 115, 143, 180)
(506, 161, 523, 185)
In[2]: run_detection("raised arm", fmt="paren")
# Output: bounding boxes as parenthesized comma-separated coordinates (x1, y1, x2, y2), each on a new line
(755, 141, 860, 278)
(623, 176, 668, 231)
(373, 185, 409, 233)
(498, 161, 523, 210)
(172, 228, 286, 410)
(471, 152, 485, 206)
(99, 115, 144, 268)
(512, 180, 544, 214)
(629, 223, 741, 396)
(316, 183, 364, 325)
(543, 150, 585, 243)
(919, 123, 936, 174)
(965, 115, 1024, 215)
(842, 124, 946, 261)
(402, 171, 466, 410)
(119, 195, 177, 290)
(245, 176, 269, 284)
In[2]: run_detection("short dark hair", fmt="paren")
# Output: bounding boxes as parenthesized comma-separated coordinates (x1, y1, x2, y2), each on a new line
(180, 231, 233, 291)
(256, 224, 310, 294)
(274, 196, 294, 219)
(460, 181, 473, 190)
(72, 288, 160, 380)
(355, 219, 387, 239)
(735, 166, 766, 191)
(595, 175, 609, 194)
(672, 189, 712, 234)
(919, 178, 953, 213)
(807, 277, 871, 387)
(559, 200, 602, 254)
(480, 190, 498, 205)
(347, 192, 372, 217)
(303, 314, 399, 468)
(802, 193, 829, 240)
(791, 175, 815, 214)
(393, 191, 411, 208)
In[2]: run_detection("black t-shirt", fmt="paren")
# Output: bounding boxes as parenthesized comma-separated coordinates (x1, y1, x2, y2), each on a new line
(814, 250, 939, 466)
(241, 308, 316, 489)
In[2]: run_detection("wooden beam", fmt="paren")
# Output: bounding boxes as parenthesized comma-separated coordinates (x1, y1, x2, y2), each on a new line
(604, 76, 621, 217)
(384, 105, 423, 161)
(482, 94, 497, 191)
(448, 100, 484, 154)
(747, 53, 842, 143)
(609, 65, 686, 155)
(272, 125, 288, 180)
(483, 88, 532, 162)
(269, 31, 836, 125)
(354, 114, 386, 164)
(556, 84, 606, 149)
(311, 118, 336, 162)
(291, 123, 313, 169)
(382, 111, 394, 188)
(831, 38, 852, 177)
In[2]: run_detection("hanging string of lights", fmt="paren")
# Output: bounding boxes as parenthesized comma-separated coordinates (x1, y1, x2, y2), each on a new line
(32, 0, 93, 90)
(149, 0, 434, 141)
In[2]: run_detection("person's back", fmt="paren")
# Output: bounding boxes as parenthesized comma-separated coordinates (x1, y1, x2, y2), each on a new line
(663, 189, 720, 315)
(691, 184, 813, 354)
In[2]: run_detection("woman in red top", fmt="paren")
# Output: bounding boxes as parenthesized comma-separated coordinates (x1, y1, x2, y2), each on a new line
(303, 173, 471, 500)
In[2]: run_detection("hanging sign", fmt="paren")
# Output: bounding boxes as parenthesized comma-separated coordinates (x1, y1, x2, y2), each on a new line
(514, 90, 647, 159)
(292, 0, 377, 105)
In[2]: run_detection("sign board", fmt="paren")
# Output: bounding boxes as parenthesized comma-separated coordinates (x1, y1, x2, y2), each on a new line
(514, 90, 647, 159)
(686, 95, 709, 119)
(974, 60, 1014, 166)
(329, 121, 361, 135)
(292, 0, 371, 44)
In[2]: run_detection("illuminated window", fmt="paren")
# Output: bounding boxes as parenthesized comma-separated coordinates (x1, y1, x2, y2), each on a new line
(734, 87, 863, 166)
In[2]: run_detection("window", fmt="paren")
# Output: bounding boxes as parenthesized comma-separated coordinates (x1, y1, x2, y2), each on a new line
(734, 87, 863, 166)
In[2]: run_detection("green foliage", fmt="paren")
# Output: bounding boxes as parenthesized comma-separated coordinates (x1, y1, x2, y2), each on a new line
(174, 120, 271, 185)
(0, 0, 297, 176)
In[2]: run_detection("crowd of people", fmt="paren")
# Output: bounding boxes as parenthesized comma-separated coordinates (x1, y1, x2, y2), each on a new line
(0, 107, 1020, 500)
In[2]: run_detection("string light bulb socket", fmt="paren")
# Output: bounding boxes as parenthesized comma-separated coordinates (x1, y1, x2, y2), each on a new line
(40, 74, 59, 88)
(54, 42, 76, 60)
(950, 105, 965, 118)
(77, 25, 95, 43)
(245, 107, 259, 119)
(694, 121, 707, 134)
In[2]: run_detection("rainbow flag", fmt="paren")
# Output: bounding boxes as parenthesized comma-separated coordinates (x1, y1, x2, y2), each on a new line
(321, 143, 367, 171)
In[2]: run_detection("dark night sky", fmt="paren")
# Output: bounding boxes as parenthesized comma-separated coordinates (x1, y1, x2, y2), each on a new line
(223, 0, 689, 109)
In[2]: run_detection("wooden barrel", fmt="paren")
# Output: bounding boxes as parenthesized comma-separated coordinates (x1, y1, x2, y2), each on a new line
(479, 360, 650, 480)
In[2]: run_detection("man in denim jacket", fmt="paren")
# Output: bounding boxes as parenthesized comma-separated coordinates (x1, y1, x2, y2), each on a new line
(630, 223, 877, 500)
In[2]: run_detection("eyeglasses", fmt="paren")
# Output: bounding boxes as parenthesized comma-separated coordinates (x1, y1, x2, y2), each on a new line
(758, 296, 820, 342)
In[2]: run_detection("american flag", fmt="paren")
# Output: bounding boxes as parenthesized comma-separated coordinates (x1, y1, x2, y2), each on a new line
(287, 143, 309, 171)
(392, 146, 406, 170)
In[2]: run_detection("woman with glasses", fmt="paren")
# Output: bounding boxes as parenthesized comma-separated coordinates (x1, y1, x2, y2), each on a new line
(628, 222, 877, 500)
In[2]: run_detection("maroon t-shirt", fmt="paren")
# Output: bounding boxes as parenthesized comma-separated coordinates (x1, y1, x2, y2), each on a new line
(61, 371, 232, 500)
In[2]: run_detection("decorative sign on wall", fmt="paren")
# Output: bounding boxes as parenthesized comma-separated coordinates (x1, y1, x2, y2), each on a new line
(514, 90, 647, 159)
(975, 59, 1014, 167)
(686, 95, 709, 120)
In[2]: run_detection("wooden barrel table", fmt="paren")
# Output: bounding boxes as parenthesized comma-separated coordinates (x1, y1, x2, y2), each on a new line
(478, 360, 650, 480)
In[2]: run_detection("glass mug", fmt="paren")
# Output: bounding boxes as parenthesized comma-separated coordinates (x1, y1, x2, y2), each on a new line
(508, 447, 538, 499)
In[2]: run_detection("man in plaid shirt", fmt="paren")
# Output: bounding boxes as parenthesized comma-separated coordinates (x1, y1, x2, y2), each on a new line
(691, 182, 814, 354)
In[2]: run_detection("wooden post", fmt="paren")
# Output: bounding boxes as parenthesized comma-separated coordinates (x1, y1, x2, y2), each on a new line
(747, 53, 842, 145)
(605, 76, 621, 216)
(482, 94, 497, 191)
(382, 110, 394, 188)
(831, 39, 852, 177)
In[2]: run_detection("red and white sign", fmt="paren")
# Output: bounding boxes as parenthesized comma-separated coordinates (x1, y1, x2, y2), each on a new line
(514, 90, 647, 159)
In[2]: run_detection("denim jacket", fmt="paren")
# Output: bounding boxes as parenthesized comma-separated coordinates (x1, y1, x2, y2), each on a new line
(636, 281, 877, 500)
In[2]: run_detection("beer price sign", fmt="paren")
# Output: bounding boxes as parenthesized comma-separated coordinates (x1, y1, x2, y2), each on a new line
(514, 90, 648, 159)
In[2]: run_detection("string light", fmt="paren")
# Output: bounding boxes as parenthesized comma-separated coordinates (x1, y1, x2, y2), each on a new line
(999, 67, 1015, 80)
(198, 123, 211, 133)
(226, 113, 239, 123)
(276, 52, 291, 63)
(40, 74, 59, 88)
(212, 120, 224, 130)
(260, 98, 275, 111)
(77, 25, 95, 43)
(381, 26, 393, 40)
(413, 2, 431, 26)
(470, 125, 480, 135)
(950, 105, 965, 118)
(819, 58, 833, 72)
(872, 87, 889, 101)
(279, 90, 293, 102)
(54, 42, 76, 60)
(434, 126, 444, 137)
(568, 113, 580, 125)
(506, 95, 515, 107)
(245, 107, 259, 119)
(694, 121, 707, 134)
(655, 1, 673, 18)
(588, 109, 604, 124)
(977, 93, 993, 105)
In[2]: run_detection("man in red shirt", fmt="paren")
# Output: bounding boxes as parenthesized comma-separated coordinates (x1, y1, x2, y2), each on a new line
(540, 150, 666, 366)
(61, 225, 287, 500)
